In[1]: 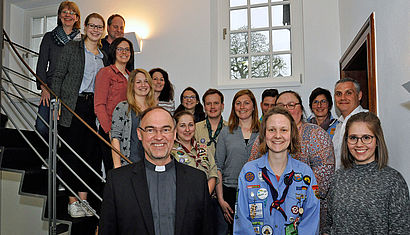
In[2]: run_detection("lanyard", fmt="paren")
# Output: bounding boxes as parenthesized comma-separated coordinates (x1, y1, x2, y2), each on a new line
(261, 167, 294, 221)
(206, 117, 223, 146)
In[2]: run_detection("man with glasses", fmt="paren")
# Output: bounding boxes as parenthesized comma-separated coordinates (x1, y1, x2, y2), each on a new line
(99, 107, 213, 235)
(333, 78, 368, 169)
(101, 14, 134, 71)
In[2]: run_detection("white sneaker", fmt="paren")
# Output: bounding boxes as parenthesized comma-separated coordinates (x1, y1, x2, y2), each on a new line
(68, 201, 85, 218)
(81, 200, 94, 217)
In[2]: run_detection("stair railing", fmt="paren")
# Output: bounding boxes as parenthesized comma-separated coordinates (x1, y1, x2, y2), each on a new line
(2, 29, 133, 231)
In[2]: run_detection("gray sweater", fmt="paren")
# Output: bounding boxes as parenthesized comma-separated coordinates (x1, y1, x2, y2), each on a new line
(324, 161, 410, 234)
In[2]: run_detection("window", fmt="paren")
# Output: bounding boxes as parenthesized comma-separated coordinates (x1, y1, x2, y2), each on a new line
(215, 0, 304, 88)
(29, 15, 58, 91)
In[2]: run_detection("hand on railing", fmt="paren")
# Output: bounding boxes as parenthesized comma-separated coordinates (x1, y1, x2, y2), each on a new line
(40, 85, 51, 107)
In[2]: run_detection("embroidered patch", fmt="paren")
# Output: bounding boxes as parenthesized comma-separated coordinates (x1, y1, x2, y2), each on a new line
(245, 172, 255, 182)
(177, 150, 184, 155)
(261, 225, 273, 235)
(293, 173, 302, 182)
(303, 175, 311, 185)
(312, 185, 320, 199)
(200, 138, 206, 143)
(249, 202, 264, 219)
(247, 185, 261, 189)
(291, 205, 299, 214)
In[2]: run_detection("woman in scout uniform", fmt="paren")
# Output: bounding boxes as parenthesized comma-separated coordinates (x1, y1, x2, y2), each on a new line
(234, 107, 320, 235)
(171, 111, 218, 194)
(324, 112, 410, 234)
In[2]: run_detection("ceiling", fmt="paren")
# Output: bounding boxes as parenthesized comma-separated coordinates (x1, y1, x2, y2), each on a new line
(9, 0, 61, 9)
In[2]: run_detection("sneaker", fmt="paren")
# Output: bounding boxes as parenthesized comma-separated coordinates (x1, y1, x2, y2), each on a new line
(81, 200, 94, 217)
(68, 201, 85, 218)
(58, 184, 65, 191)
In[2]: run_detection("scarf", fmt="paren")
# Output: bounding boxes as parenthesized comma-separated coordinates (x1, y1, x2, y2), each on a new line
(51, 25, 80, 46)
(206, 117, 224, 146)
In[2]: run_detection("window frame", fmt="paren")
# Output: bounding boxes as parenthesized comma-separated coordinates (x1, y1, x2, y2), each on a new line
(214, 0, 304, 89)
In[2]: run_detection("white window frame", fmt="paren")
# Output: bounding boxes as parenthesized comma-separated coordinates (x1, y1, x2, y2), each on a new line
(214, 0, 304, 89)
(24, 4, 59, 92)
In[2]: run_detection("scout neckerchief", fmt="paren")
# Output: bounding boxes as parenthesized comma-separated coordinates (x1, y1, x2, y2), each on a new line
(177, 139, 208, 170)
(261, 167, 294, 221)
(206, 117, 223, 146)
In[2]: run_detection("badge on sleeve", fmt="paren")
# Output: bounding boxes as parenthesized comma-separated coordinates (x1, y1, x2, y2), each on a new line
(245, 172, 255, 182)
(261, 225, 273, 235)
(303, 175, 311, 185)
(312, 185, 320, 199)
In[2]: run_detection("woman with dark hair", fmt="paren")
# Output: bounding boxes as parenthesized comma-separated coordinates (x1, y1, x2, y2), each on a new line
(149, 68, 175, 114)
(324, 112, 409, 234)
(35, 1, 81, 139)
(234, 107, 320, 234)
(111, 69, 156, 168)
(175, 87, 205, 123)
(307, 87, 338, 139)
(248, 90, 335, 232)
(171, 111, 218, 194)
(215, 89, 260, 233)
(51, 13, 107, 218)
(94, 37, 134, 174)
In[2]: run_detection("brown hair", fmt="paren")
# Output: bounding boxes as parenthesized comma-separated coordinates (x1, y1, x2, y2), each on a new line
(259, 107, 300, 155)
(126, 69, 156, 115)
(228, 89, 260, 133)
(341, 112, 388, 169)
(173, 110, 194, 124)
(57, 1, 81, 29)
(84, 13, 105, 47)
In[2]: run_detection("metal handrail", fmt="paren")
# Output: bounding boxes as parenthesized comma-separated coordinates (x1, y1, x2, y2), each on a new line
(3, 66, 39, 84)
(1, 75, 40, 97)
(3, 29, 131, 164)
(3, 36, 39, 56)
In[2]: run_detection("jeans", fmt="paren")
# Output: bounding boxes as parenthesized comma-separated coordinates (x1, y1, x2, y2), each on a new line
(35, 102, 50, 140)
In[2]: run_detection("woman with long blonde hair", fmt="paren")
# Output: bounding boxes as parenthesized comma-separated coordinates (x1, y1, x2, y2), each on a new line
(111, 69, 156, 168)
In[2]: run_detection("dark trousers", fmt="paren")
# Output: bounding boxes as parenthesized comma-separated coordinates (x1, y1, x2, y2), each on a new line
(212, 197, 229, 235)
(223, 185, 237, 234)
(58, 95, 101, 195)
(98, 127, 113, 176)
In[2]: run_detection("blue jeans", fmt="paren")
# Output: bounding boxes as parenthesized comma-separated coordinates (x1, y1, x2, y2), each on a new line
(35, 102, 50, 140)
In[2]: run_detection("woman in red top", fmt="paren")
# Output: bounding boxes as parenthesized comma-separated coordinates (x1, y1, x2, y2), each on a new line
(94, 37, 134, 174)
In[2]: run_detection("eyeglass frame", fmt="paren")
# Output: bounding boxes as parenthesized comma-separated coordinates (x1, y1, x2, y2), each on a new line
(138, 126, 174, 136)
(276, 102, 301, 110)
(183, 96, 196, 100)
(87, 23, 104, 31)
(62, 10, 77, 16)
(346, 135, 375, 145)
(116, 47, 131, 53)
(312, 99, 329, 107)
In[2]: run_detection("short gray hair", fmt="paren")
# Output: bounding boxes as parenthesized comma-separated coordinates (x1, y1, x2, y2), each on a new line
(335, 77, 360, 93)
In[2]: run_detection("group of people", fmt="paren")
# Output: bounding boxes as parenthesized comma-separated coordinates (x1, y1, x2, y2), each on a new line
(34, 1, 409, 234)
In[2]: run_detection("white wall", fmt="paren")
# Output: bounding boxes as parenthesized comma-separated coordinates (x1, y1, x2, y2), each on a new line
(339, 0, 410, 186)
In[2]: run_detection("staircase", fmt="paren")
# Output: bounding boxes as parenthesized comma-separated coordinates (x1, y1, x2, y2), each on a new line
(0, 127, 101, 234)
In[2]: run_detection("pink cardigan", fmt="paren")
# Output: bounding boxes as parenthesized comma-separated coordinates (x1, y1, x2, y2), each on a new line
(94, 65, 128, 133)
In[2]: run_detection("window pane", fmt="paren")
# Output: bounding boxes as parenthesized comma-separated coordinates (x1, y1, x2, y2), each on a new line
(272, 54, 291, 77)
(251, 7, 268, 29)
(230, 9, 248, 31)
(250, 0, 268, 4)
(251, 55, 270, 78)
(230, 0, 247, 7)
(272, 4, 291, 26)
(230, 32, 248, 55)
(32, 37, 42, 52)
(32, 17, 44, 35)
(231, 57, 249, 79)
(250, 31, 269, 53)
(272, 29, 290, 51)
(46, 16, 58, 32)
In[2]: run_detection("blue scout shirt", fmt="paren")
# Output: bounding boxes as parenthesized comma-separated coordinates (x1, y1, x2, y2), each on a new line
(234, 153, 320, 235)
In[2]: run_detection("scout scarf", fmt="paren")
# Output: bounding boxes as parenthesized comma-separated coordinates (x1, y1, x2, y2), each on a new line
(177, 139, 208, 170)
(262, 167, 294, 221)
(52, 26, 80, 46)
(206, 117, 223, 146)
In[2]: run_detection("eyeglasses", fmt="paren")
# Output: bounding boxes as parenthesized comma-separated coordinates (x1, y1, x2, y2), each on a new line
(62, 10, 76, 16)
(347, 135, 375, 144)
(312, 99, 328, 107)
(183, 96, 196, 100)
(138, 126, 174, 135)
(276, 102, 300, 110)
(87, 23, 104, 31)
(116, 47, 131, 53)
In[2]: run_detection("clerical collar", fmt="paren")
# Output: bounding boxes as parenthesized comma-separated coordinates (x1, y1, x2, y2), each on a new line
(144, 158, 175, 172)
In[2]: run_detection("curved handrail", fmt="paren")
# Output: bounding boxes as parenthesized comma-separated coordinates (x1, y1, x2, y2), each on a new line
(3, 29, 132, 164)
(3, 36, 39, 56)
